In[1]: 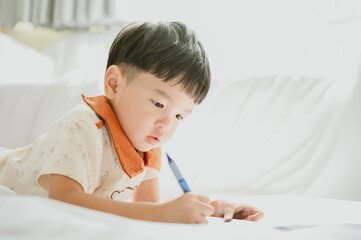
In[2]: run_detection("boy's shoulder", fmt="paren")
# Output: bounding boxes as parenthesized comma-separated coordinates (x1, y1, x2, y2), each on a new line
(58, 103, 102, 127)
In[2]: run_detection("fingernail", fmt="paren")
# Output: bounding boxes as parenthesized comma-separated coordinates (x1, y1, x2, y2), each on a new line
(224, 218, 232, 222)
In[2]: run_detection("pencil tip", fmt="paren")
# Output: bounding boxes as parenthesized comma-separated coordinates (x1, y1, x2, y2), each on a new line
(165, 153, 172, 162)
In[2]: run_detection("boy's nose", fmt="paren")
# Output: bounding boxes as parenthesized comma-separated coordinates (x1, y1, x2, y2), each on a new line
(155, 117, 171, 132)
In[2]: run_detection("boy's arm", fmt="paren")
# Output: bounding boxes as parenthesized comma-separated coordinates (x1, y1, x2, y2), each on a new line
(132, 177, 160, 202)
(48, 174, 160, 222)
(49, 174, 214, 223)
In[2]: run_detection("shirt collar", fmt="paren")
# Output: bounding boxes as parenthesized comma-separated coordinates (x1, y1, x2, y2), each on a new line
(82, 94, 161, 178)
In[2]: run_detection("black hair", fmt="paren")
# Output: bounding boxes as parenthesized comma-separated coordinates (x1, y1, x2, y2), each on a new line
(107, 21, 211, 104)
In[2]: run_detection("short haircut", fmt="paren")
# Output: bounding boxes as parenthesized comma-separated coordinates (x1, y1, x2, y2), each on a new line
(107, 21, 211, 104)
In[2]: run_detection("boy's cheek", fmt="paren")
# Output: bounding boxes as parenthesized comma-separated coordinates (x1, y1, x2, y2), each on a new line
(162, 131, 175, 145)
(167, 125, 179, 138)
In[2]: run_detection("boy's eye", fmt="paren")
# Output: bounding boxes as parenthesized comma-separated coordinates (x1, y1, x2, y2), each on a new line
(152, 100, 164, 108)
(176, 114, 183, 121)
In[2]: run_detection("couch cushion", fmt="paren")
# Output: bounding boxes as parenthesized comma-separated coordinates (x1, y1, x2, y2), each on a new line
(161, 75, 349, 198)
(0, 77, 102, 148)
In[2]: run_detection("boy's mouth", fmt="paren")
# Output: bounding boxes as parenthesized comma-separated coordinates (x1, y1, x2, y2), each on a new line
(147, 136, 160, 146)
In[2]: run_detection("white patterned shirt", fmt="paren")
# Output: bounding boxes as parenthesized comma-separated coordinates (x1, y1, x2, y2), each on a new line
(0, 95, 162, 201)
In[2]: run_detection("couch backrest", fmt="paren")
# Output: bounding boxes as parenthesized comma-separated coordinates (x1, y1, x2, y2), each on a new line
(160, 74, 361, 201)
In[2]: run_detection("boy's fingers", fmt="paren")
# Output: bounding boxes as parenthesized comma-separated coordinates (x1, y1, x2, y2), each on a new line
(247, 211, 264, 222)
(223, 207, 235, 222)
(195, 194, 211, 204)
(233, 208, 250, 219)
(195, 216, 209, 224)
(199, 202, 214, 216)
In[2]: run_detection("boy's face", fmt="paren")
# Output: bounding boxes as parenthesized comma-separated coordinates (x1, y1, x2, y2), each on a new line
(106, 66, 197, 152)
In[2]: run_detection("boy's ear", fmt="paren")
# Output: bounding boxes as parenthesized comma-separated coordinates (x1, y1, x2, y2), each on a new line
(104, 65, 126, 99)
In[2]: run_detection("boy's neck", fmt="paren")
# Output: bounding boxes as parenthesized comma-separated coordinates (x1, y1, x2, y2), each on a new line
(136, 150, 144, 159)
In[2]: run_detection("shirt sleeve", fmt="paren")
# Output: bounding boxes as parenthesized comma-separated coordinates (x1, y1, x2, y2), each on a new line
(142, 167, 159, 181)
(37, 118, 103, 194)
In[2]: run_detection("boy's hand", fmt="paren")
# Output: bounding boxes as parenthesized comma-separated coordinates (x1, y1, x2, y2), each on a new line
(159, 193, 214, 224)
(210, 200, 264, 222)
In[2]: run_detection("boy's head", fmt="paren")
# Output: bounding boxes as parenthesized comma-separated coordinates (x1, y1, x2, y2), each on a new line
(106, 21, 211, 104)
(104, 21, 211, 152)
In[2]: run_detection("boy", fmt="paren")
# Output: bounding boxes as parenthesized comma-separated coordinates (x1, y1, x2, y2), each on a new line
(0, 21, 263, 224)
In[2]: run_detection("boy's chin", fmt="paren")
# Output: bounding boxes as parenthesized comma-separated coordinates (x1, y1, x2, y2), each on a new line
(134, 144, 157, 153)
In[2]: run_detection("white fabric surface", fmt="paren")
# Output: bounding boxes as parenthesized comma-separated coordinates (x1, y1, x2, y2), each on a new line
(42, 29, 119, 81)
(323, 0, 361, 24)
(161, 73, 361, 201)
(0, 78, 102, 148)
(0, 32, 54, 83)
(159, 18, 361, 201)
(1, 185, 361, 240)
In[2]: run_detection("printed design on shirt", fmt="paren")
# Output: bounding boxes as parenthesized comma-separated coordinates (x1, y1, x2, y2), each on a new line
(25, 146, 34, 156)
(78, 144, 91, 161)
(87, 176, 94, 193)
(114, 157, 122, 169)
(100, 170, 109, 182)
(48, 140, 58, 155)
(14, 161, 24, 177)
(100, 189, 111, 198)
(96, 147, 103, 168)
(65, 122, 81, 147)
(110, 185, 139, 200)
(103, 132, 112, 148)
(65, 122, 81, 135)
(86, 111, 97, 121)
(52, 154, 67, 166)
(39, 142, 47, 160)
(32, 171, 40, 188)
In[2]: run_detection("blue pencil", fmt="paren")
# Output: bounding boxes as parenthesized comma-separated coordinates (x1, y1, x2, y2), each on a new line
(166, 153, 191, 193)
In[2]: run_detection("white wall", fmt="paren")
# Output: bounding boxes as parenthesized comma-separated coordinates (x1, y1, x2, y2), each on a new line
(114, 0, 324, 84)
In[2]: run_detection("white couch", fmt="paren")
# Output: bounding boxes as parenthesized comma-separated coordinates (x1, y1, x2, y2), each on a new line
(1, 17, 361, 202)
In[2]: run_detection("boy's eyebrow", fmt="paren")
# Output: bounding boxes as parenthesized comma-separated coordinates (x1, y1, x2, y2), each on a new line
(154, 89, 172, 101)
(153, 89, 193, 114)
